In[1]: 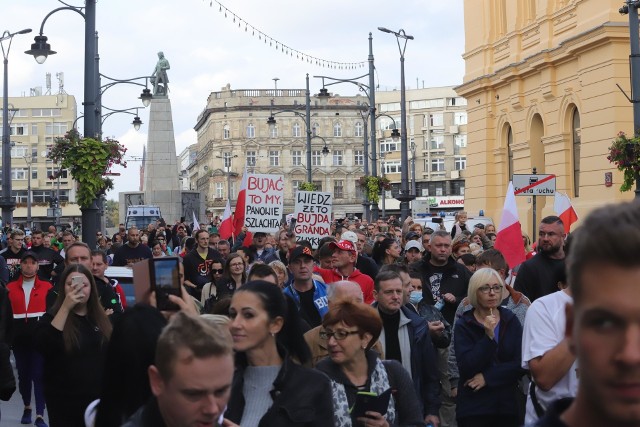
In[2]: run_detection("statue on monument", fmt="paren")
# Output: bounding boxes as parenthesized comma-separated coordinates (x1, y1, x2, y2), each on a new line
(151, 51, 170, 96)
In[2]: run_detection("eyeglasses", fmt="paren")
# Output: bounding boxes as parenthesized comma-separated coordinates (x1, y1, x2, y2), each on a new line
(319, 329, 360, 340)
(229, 263, 244, 268)
(478, 284, 504, 294)
(213, 269, 224, 274)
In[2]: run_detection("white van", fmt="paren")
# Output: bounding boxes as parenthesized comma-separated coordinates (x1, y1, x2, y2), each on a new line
(125, 205, 162, 230)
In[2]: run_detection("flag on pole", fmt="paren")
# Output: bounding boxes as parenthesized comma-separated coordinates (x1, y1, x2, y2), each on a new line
(494, 181, 526, 269)
(192, 211, 200, 231)
(219, 199, 233, 240)
(553, 192, 578, 232)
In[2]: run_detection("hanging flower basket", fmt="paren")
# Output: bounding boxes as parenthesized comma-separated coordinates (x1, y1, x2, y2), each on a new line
(607, 131, 640, 192)
(358, 175, 391, 204)
(298, 182, 318, 192)
(47, 129, 127, 208)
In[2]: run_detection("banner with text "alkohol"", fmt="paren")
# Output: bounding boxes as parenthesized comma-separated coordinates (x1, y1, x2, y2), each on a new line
(294, 191, 332, 248)
(245, 174, 285, 232)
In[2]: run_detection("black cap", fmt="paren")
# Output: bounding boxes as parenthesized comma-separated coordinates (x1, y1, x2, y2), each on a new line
(474, 223, 485, 229)
(254, 232, 267, 238)
(20, 251, 38, 263)
(289, 245, 315, 263)
(405, 231, 420, 241)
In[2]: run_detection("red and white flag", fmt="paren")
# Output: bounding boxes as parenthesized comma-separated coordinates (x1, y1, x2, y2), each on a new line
(553, 192, 578, 232)
(219, 199, 233, 240)
(494, 181, 526, 269)
(233, 166, 248, 237)
(232, 166, 253, 246)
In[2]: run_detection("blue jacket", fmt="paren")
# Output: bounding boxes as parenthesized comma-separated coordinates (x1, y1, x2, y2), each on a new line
(374, 303, 441, 417)
(283, 280, 328, 325)
(453, 306, 524, 419)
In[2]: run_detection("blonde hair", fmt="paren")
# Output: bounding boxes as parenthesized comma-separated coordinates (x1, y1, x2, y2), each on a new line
(467, 268, 505, 308)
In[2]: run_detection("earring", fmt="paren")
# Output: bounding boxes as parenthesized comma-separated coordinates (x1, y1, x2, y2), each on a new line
(271, 332, 275, 337)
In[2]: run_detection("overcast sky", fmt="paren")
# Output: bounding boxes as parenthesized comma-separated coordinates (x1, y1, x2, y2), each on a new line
(2, 0, 465, 200)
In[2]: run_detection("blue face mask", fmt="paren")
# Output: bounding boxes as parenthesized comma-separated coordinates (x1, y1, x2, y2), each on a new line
(409, 291, 423, 305)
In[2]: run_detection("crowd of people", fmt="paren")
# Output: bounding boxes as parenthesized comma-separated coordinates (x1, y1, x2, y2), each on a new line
(0, 199, 638, 427)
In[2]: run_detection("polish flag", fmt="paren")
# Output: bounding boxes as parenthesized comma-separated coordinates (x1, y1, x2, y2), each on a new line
(494, 181, 526, 269)
(554, 192, 578, 233)
(233, 166, 248, 237)
(219, 200, 233, 240)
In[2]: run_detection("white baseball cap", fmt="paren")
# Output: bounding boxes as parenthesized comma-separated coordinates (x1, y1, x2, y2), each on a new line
(341, 230, 358, 244)
(405, 240, 424, 253)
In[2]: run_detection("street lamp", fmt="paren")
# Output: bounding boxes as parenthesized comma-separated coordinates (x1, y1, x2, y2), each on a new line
(266, 74, 314, 183)
(26, 1, 99, 247)
(314, 33, 378, 219)
(378, 26, 415, 221)
(1, 27, 32, 228)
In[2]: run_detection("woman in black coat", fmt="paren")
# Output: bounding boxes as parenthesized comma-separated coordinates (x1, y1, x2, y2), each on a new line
(224, 280, 333, 427)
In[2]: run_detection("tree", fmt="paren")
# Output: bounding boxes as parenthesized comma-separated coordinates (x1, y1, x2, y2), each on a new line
(105, 199, 120, 228)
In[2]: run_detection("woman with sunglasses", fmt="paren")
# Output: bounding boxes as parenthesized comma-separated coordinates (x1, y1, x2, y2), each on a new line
(200, 260, 224, 311)
(317, 300, 423, 427)
(454, 268, 524, 427)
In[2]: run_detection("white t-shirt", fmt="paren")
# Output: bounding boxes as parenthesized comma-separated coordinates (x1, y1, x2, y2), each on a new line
(22, 278, 36, 309)
(521, 290, 578, 424)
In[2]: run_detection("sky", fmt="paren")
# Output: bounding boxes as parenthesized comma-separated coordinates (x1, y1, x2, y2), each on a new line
(2, 0, 466, 200)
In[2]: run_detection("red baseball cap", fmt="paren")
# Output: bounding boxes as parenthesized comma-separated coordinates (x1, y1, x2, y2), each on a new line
(329, 240, 357, 253)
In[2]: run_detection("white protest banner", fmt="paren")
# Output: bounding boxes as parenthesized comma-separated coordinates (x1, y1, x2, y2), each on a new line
(245, 174, 284, 232)
(293, 191, 332, 248)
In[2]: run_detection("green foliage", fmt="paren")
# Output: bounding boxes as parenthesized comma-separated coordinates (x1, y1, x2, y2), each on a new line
(358, 175, 391, 204)
(299, 182, 318, 191)
(608, 132, 640, 192)
(105, 199, 120, 228)
(48, 129, 127, 208)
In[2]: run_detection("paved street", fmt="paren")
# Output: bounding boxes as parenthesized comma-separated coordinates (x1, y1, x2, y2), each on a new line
(2, 354, 50, 426)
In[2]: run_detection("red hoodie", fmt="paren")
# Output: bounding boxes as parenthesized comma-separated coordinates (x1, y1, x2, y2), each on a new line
(315, 267, 374, 304)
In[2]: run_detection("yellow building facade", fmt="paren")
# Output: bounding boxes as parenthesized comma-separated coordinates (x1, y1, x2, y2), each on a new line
(456, 0, 636, 235)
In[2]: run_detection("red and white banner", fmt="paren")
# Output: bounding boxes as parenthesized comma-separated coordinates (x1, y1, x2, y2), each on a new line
(494, 181, 526, 269)
(553, 192, 578, 232)
(219, 199, 233, 240)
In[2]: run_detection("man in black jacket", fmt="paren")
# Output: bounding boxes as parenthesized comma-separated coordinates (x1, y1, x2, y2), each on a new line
(410, 230, 472, 325)
(183, 230, 222, 300)
(30, 229, 64, 283)
(122, 312, 234, 427)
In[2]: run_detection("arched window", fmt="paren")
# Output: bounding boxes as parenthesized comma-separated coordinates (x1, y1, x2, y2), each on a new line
(247, 123, 255, 138)
(572, 108, 581, 197)
(355, 121, 363, 137)
(333, 122, 342, 137)
(507, 124, 514, 181)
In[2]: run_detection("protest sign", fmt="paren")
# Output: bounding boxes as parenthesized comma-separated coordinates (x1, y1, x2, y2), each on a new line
(245, 174, 284, 232)
(293, 191, 333, 248)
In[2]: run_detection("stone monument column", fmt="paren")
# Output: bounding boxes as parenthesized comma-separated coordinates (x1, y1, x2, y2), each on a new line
(143, 52, 181, 223)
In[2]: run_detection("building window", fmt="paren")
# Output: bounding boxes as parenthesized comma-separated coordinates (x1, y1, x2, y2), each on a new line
(31, 169, 37, 180)
(334, 180, 344, 198)
(429, 113, 444, 127)
(223, 125, 230, 139)
(293, 122, 301, 138)
(447, 97, 467, 106)
(31, 190, 51, 203)
(454, 156, 466, 170)
(454, 112, 468, 125)
(355, 122, 363, 137)
(312, 122, 319, 137)
(247, 123, 255, 138)
(312, 150, 322, 167)
(354, 150, 364, 166)
(507, 125, 514, 182)
(269, 151, 279, 166)
(333, 150, 343, 166)
(246, 151, 256, 167)
(223, 152, 232, 168)
(430, 132, 445, 150)
(451, 180, 465, 196)
(383, 161, 402, 174)
(31, 124, 38, 135)
(45, 122, 66, 135)
(46, 168, 68, 179)
(10, 146, 29, 158)
(215, 182, 224, 198)
(292, 180, 302, 196)
(380, 141, 399, 153)
(32, 108, 61, 117)
(11, 168, 28, 180)
(379, 117, 400, 131)
(454, 134, 467, 148)
(10, 123, 27, 136)
(333, 122, 342, 137)
(292, 150, 302, 166)
(312, 180, 323, 191)
(572, 108, 581, 197)
(269, 125, 278, 138)
(431, 158, 445, 172)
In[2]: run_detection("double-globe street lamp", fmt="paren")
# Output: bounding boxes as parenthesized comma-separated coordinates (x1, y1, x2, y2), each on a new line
(25, 1, 152, 247)
(378, 26, 415, 222)
(1, 28, 32, 228)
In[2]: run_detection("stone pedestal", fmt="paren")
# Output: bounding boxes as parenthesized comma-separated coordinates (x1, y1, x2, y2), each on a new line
(143, 98, 182, 223)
